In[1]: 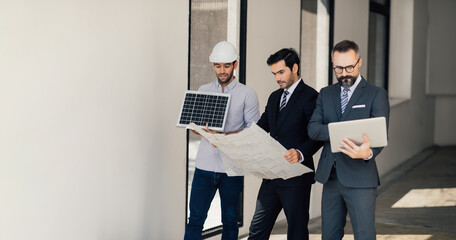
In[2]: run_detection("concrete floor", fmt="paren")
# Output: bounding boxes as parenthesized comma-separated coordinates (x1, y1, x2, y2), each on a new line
(243, 146, 456, 239)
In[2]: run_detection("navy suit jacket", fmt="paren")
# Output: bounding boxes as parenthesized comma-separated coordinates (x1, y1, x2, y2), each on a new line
(257, 80, 322, 186)
(308, 78, 390, 188)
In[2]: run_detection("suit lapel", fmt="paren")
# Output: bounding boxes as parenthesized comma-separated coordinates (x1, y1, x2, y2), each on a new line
(341, 78, 367, 121)
(275, 81, 304, 132)
(331, 84, 343, 120)
(269, 90, 280, 135)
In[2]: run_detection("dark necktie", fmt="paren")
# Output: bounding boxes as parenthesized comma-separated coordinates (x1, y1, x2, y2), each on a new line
(341, 88, 350, 113)
(279, 90, 289, 111)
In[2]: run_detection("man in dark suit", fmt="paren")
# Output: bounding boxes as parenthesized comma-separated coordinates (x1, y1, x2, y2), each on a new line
(248, 48, 322, 240)
(308, 40, 390, 240)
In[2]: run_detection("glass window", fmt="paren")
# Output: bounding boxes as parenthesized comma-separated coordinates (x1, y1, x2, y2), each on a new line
(368, 0, 390, 90)
(187, 0, 244, 237)
(371, 0, 387, 4)
(300, 0, 333, 90)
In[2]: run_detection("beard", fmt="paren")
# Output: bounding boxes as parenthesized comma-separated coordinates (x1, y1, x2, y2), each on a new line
(277, 75, 296, 89)
(217, 71, 234, 85)
(337, 75, 357, 89)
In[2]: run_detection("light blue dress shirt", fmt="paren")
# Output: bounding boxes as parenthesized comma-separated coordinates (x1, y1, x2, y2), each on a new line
(339, 74, 362, 100)
(195, 78, 260, 173)
(339, 74, 373, 160)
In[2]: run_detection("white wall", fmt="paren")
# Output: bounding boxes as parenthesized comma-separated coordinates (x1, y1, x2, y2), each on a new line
(427, 0, 456, 95)
(333, 0, 370, 77)
(246, 0, 302, 111)
(0, 0, 189, 239)
(241, 0, 302, 235)
(427, 0, 456, 145)
(434, 97, 456, 146)
(389, 0, 413, 99)
(299, 0, 329, 219)
(376, 0, 435, 176)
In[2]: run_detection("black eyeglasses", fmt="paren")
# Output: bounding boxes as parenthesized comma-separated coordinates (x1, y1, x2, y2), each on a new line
(333, 58, 360, 74)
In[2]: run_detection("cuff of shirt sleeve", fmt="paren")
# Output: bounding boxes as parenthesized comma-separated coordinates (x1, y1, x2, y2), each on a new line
(297, 150, 304, 163)
(363, 149, 373, 161)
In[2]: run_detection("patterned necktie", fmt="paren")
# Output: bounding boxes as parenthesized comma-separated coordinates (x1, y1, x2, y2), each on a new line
(280, 90, 289, 111)
(341, 88, 350, 113)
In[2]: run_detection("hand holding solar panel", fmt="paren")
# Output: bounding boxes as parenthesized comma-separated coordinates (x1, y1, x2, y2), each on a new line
(177, 90, 231, 132)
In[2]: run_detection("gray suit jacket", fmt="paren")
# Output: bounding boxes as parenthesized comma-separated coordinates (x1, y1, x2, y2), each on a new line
(308, 78, 390, 188)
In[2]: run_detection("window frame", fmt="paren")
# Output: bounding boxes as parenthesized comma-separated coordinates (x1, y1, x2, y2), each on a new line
(185, 0, 247, 238)
(368, 0, 391, 90)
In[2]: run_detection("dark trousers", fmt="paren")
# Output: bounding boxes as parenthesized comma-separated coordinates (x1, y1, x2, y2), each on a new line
(248, 179, 312, 240)
(184, 168, 243, 240)
(321, 168, 377, 240)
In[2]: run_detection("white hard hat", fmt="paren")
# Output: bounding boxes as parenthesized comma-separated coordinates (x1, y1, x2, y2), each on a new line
(209, 41, 238, 63)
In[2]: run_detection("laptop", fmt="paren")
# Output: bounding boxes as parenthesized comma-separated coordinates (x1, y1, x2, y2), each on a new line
(328, 117, 388, 153)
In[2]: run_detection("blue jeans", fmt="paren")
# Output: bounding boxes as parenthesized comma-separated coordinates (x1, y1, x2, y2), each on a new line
(184, 168, 243, 240)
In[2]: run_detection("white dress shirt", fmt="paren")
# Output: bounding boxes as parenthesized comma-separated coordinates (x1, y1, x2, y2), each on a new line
(281, 78, 306, 163)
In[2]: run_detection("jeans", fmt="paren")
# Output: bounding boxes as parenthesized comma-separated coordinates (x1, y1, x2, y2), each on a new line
(184, 168, 243, 240)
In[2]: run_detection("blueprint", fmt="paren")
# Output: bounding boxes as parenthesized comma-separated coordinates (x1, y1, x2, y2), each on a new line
(187, 122, 312, 180)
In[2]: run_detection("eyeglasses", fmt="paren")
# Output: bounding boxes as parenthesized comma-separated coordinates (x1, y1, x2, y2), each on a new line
(333, 58, 360, 74)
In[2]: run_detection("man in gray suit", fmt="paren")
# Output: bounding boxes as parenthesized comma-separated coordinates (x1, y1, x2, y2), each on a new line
(308, 40, 390, 240)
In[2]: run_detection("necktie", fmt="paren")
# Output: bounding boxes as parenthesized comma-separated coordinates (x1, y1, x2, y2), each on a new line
(341, 88, 350, 113)
(280, 90, 289, 111)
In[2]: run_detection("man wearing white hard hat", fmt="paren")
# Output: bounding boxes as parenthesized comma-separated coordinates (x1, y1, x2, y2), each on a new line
(184, 41, 260, 240)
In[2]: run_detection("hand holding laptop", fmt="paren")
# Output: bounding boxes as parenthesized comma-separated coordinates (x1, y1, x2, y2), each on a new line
(328, 117, 388, 153)
(338, 135, 372, 159)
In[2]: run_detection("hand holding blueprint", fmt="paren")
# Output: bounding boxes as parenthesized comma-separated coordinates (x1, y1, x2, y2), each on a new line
(187, 122, 312, 180)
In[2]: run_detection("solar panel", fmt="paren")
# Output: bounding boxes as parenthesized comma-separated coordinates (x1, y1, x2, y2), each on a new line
(176, 90, 231, 132)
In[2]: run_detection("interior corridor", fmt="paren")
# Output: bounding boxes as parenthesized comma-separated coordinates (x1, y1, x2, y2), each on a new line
(241, 146, 456, 240)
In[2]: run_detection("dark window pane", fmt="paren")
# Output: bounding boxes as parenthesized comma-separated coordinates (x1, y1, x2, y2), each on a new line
(368, 10, 388, 89)
(187, 0, 244, 237)
(188, 0, 228, 231)
(371, 0, 387, 5)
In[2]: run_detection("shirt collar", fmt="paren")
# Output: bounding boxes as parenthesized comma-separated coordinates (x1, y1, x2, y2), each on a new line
(216, 77, 238, 92)
(285, 78, 302, 95)
(340, 74, 362, 92)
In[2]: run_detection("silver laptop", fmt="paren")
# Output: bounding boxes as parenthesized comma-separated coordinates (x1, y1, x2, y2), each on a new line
(328, 117, 388, 153)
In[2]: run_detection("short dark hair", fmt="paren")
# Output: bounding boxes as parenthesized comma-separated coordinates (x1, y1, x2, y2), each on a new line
(332, 40, 360, 55)
(267, 48, 300, 76)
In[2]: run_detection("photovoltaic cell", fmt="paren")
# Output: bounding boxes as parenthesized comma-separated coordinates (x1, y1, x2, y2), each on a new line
(176, 90, 231, 132)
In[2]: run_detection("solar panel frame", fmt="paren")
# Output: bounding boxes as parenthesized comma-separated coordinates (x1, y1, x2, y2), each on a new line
(176, 90, 231, 132)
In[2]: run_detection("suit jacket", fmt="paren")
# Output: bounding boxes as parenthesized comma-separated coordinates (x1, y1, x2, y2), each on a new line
(308, 77, 390, 188)
(257, 80, 322, 186)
